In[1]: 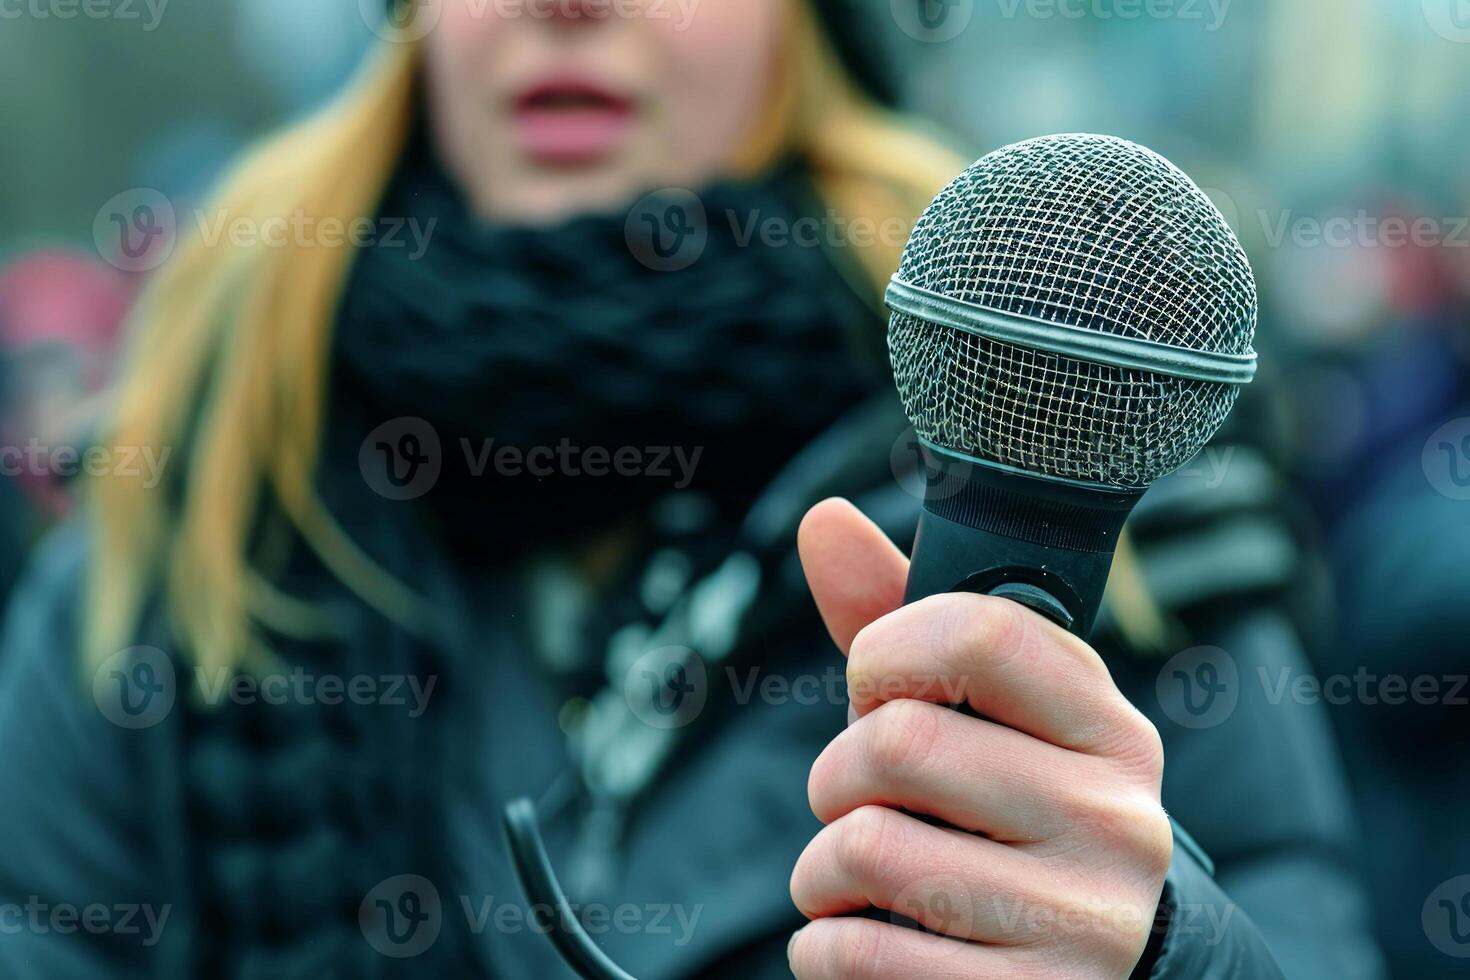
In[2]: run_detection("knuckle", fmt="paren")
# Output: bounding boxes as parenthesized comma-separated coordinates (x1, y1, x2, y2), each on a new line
(950, 593, 1029, 674)
(865, 699, 939, 776)
(981, 592, 1031, 651)
(847, 618, 884, 677)
(1139, 723, 1166, 779)
(1072, 791, 1138, 843)
(837, 805, 902, 884)
(913, 593, 1024, 697)
(789, 851, 825, 921)
(926, 593, 973, 653)
(788, 863, 812, 919)
(1113, 709, 1166, 781)
(807, 734, 848, 823)
(1134, 804, 1175, 877)
(1080, 793, 1173, 875)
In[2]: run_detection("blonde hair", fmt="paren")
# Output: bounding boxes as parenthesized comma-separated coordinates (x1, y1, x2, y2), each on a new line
(84, 2, 981, 676)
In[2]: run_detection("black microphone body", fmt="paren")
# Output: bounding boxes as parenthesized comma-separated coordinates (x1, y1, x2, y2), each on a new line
(905, 444, 1144, 635)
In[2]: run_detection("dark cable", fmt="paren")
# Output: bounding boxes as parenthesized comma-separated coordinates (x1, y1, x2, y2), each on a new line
(503, 798, 640, 980)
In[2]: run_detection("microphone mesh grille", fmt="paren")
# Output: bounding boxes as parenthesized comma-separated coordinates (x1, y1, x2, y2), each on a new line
(889, 133, 1257, 488)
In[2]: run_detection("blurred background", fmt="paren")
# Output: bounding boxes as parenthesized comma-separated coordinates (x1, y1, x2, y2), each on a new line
(3, 1, 1469, 976)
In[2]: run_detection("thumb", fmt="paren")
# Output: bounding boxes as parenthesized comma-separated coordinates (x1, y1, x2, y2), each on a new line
(797, 498, 910, 657)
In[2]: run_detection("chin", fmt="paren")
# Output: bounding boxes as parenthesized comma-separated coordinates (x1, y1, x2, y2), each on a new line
(485, 167, 648, 226)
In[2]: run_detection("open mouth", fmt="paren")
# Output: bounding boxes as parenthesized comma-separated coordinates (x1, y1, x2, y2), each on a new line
(511, 77, 637, 166)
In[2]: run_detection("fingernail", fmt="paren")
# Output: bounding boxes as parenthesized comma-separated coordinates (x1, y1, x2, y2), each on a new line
(787, 927, 803, 963)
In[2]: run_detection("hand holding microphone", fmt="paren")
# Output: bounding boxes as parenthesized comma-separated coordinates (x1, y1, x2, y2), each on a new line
(790, 134, 1258, 977)
(791, 499, 1172, 979)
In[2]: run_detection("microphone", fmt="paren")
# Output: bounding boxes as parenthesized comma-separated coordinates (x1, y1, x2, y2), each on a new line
(505, 133, 1260, 979)
(886, 133, 1258, 634)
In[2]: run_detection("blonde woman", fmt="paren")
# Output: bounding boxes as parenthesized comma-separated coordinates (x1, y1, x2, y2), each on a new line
(0, 1, 1378, 977)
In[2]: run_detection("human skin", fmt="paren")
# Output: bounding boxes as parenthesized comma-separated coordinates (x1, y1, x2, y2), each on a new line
(422, 0, 784, 223)
(790, 498, 1173, 979)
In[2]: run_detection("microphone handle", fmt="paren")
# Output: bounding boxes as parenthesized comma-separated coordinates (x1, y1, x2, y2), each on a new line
(902, 445, 1144, 638)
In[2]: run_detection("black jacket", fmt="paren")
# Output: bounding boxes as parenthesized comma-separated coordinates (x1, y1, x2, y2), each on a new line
(0, 431, 1383, 979)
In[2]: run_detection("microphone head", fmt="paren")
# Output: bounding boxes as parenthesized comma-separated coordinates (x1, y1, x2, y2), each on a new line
(887, 133, 1258, 490)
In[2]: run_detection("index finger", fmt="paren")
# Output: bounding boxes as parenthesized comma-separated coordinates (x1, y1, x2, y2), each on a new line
(846, 592, 1144, 756)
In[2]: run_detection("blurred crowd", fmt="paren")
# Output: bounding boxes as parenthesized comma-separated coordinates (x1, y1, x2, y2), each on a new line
(3, 1, 1470, 976)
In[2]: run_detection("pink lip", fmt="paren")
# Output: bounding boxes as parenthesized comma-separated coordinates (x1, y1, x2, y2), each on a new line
(510, 76, 637, 166)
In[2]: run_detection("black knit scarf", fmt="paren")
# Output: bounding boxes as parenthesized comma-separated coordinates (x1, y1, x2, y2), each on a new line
(328, 127, 882, 562)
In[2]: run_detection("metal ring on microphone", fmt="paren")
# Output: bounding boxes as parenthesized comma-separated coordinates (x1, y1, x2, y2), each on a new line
(885, 278, 1258, 385)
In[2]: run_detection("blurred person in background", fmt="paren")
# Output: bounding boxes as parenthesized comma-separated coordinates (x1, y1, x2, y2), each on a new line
(1285, 193, 1470, 979)
(0, 250, 134, 612)
(1322, 363, 1470, 980)
(0, 1, 1382, 978)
